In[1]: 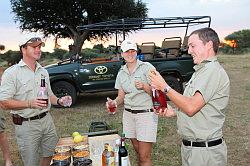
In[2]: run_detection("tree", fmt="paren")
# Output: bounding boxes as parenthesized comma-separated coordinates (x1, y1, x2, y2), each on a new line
(1, 50, 21, 66)
(10, 0, 147, 55)
(93, 44, 105, 53)
(224, 29, 250, 53)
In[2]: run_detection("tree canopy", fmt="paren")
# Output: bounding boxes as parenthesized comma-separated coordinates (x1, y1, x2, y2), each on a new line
(10, 0, 148, 55)
(223, 29, 250, 54)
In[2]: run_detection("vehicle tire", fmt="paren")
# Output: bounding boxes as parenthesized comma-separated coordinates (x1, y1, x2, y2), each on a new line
(164, 75, 183, 94)
(51, 81, 77, 107)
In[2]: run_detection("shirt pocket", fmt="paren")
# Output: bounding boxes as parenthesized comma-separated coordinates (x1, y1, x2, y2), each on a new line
(16, 77, 34, 96)
(120, 77, 133, 93)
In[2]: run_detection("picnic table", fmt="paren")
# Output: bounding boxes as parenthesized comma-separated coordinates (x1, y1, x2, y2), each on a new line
(56, 132, 131, 166)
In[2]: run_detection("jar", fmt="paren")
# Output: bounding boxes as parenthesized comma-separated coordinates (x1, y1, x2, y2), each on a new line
(52, 146, 71, 165)
(52, 153, 71, 166)
(73, 158, 92, 166)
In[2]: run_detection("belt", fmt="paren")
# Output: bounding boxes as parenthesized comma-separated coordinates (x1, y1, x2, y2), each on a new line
(125, 108, 153, 114)
(23, 111, 48, 121)
(182, 138, 222, 147)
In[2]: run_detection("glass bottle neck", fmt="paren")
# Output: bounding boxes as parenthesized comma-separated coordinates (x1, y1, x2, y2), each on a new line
(121, 139, 125, 147)
(41, 79, 45, 87)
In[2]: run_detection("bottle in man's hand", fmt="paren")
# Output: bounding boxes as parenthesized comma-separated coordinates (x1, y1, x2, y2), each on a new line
(37, 75, 48, 107)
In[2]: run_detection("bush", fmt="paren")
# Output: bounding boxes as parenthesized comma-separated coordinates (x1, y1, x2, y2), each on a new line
(50, 48, 68, 60)
(1, 50, 21, 66)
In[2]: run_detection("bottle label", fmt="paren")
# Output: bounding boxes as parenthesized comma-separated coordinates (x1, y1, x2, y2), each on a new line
(153, 101, 160, 106)
(121, 156, 128, 166)
(115, 150, 119, 163)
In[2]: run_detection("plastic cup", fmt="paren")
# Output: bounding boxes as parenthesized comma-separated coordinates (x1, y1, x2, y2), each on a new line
(108, 102, 117, 114)
(63, 98, 72, 107)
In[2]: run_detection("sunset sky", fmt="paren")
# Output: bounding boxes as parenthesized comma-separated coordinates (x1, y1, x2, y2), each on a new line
(0, 0, 249, 52)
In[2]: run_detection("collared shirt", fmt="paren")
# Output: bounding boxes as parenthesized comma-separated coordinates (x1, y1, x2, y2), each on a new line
(115, 60, 155, 110)
(0, 60, 53, 118)
(177, 56, 230, 141)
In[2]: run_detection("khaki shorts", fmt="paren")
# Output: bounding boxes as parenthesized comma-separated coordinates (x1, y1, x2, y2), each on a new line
(122, 110, 158, 142)
(15, 112, 58, 166)
(0, 113, 5, 132)
(181, 140, 227, 166)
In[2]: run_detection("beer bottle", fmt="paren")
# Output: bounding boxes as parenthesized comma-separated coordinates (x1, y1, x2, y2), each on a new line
(37, 75, 48, 105)
(118, 133, 128, 166)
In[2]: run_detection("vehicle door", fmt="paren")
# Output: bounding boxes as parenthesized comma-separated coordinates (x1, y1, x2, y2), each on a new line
(78, 59, 123, 92)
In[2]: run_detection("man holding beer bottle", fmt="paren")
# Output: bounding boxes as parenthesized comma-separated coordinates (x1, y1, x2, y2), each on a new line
(0, 37, 72, 166)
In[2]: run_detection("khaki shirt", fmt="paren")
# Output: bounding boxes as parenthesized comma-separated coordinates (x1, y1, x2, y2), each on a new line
(177, 57, 230, 141)
(115, 60, 155, 110)
(0, 60, 53, 118)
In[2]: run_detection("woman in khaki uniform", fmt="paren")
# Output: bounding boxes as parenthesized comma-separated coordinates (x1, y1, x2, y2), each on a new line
(149, 28, 230, 166)
(106, 40, 158, 166)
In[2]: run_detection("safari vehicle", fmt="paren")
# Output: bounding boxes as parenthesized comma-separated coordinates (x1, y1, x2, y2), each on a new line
(46, 16, 211, 105)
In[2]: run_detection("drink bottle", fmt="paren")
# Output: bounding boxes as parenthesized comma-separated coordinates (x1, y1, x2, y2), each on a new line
(102, 143, 109, 166)
(108, 146, 115, 166)
(102, 143, 115, 166)
(37, 75, 48, 105)
(114, 139, 120, 166)
(118, 133, 128, 166)
(152, 88, 167, 111)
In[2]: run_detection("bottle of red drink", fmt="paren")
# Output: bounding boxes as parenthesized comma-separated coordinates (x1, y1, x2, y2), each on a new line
(37, 75, 48, 105)
(152, 88, 167, 111)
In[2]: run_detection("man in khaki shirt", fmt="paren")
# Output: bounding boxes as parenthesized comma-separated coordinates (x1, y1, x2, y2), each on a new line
(150, 28, 230, 166)
(0, 37, 72, 166)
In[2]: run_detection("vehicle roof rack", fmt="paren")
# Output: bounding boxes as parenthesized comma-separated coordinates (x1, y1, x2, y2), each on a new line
(77, 16, 211, 31)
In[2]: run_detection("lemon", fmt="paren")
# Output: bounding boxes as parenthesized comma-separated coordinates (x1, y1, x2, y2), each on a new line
(72, 132, 80, 138)
(73, 135, 83, 143)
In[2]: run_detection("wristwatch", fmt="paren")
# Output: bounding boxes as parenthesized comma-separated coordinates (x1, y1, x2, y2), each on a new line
(163, 84, 172, 94)
(57, 98, 62, 106)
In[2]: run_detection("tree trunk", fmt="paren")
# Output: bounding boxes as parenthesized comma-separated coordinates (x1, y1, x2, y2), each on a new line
(73, 31, 89, 57)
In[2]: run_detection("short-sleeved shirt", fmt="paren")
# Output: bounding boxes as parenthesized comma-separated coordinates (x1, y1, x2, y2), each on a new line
(0, 60, 54, 118)
(115, 60, 155, 110)
(177, 56, 230, 141)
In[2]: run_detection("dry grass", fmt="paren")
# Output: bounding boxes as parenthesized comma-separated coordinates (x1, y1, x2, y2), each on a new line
(0, 54, 250, 165)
